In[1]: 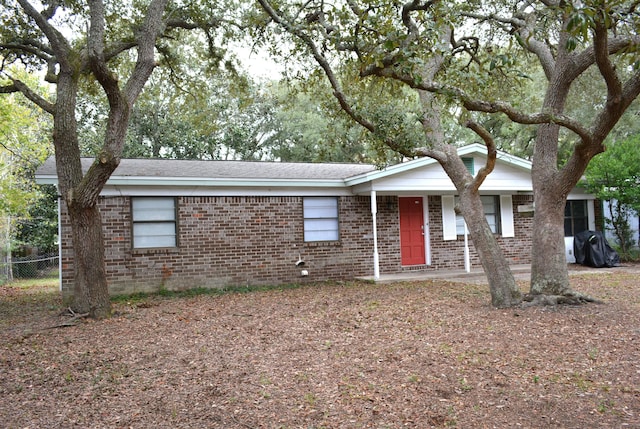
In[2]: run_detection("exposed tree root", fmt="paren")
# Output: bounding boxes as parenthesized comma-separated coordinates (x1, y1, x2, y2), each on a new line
(46, 307, 90, 329)
(522, 291, 603, 307)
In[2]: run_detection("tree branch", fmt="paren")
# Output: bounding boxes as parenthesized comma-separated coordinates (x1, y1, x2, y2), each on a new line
(364, 65, 592, 140)
(0, 40, 54, 61)
(257, 0, 416, 159)
(464, 120, 496, 193)
(593, 19, 623, 104)
(15, 0, 70, 70)
(0, 76, 55, 114)
(87, 0, 120, 99)
(124, 0, 169, 101)
(463, 9, 557, 79)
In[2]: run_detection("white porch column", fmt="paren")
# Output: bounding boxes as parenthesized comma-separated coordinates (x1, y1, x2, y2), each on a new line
(464, 221, 471, 273)
(371, 190, 380, 279)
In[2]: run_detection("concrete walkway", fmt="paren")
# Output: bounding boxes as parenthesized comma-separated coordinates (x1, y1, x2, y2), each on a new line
(357, 264, 624, 285)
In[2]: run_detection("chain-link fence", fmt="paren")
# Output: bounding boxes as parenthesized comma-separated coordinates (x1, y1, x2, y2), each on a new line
(0, 252, 59, 284)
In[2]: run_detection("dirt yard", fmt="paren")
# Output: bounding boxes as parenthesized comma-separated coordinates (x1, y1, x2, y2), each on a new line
(1, 265, 639, 428)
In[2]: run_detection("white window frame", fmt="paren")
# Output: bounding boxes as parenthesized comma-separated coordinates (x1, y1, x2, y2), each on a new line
(303, 197, 339, 242)
(131, 197, 178, 249)
(442, 195, 514, 240)
(454, 196, 501, 235)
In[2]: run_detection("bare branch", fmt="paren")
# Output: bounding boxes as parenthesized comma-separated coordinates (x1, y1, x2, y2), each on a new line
(593, 19, 623, 102)
(15, 0, 70, 70)
(464, 120, 496, 193)
(124, 0, 170, 101)
(1, 76, 55, 114)
(463, 9, 556, 79)
(363, 65, 593, 141)
(402, 0, 435, 37)
(103, 41, 138, 63)
(0, 39, 54, 60)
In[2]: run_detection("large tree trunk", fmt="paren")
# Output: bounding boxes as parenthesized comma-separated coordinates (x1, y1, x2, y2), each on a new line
(528, 61, 575, 296)
(459, 189, 522, 307)
(529, 126, 573, 296)
(528, 119, 582, 297)
(67, 203, 111, 319)
(4, 0, 170, 319)
(435, 145, 522, 308)
(529, 187, 571, 296)
(416, 83, 521, 308)
(52, 60, 114, 319)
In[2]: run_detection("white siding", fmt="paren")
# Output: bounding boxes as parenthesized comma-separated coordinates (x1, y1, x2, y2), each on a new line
(366, 155, 532, 193)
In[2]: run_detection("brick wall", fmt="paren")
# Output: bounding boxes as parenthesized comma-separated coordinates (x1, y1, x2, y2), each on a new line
(60, 195, 381, 297)
(59, 193, 535, 297)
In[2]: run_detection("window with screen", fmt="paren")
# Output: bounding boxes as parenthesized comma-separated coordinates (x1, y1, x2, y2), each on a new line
(132, 197, 177, 248)
(303, 197, 339, 242)
(455, 195, 501, 234)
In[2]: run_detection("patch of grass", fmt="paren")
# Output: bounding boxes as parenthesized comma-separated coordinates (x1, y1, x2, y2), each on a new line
(597, 399, 615, 413)
(303, 392, 317, 407)
(259, 376, 272, 386)
(458, 377, 473, 392)
(408, 374, 421, 383)
(366, 300, 380, 310)
(111, 282, 310, 304)
(439, 343, 453, 355)
(0, 275, 62, 327)
(5, 273, 59, 291)
(570, 372, 593, 391)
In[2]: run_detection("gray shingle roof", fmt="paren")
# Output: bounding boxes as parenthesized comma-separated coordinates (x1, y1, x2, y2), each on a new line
(36, 157, 377, 181)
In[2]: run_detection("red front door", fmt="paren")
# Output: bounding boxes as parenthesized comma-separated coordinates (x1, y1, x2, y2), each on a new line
(399, 197, 425, 266)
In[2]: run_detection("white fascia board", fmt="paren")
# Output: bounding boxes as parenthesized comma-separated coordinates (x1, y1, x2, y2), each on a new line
(36, 175, 350, 189)
(495, 152, 532, 171)
(370, 184, 457, 193)
(100, 185, 355, 197)
(35, 175, 59, 185)
(104, 176, 348, 188)
(479, 185, 534, 192)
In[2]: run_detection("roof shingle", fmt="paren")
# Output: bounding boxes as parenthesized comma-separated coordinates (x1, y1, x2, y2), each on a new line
(36, 157, 377, 181)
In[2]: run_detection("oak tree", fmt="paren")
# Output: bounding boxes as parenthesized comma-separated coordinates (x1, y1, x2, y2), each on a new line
(0, 0, 231, 318)
(256, 0, 640, 305)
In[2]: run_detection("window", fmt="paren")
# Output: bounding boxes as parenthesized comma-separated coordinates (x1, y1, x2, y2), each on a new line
(565, 200, 588, 237)
(303, 197, 339, 242)
(461, 157, 475, 175)
(132, 197, 177, 248)
(455, 195, 501, 234)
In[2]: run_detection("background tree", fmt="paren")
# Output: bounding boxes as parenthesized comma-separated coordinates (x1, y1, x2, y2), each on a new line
(76, 50, 265, 160)
(15, 184, 58, 253)
(0, 0, 233, 318)
(582, 135, 640, 258)
(78, 61, 400, 163)
(0, 72, 51, 218)
(0, 72, 52, 282)
(256, 0, 640, 305)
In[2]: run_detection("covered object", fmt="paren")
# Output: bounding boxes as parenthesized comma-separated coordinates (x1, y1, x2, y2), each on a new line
(573, 230, 620, 268)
